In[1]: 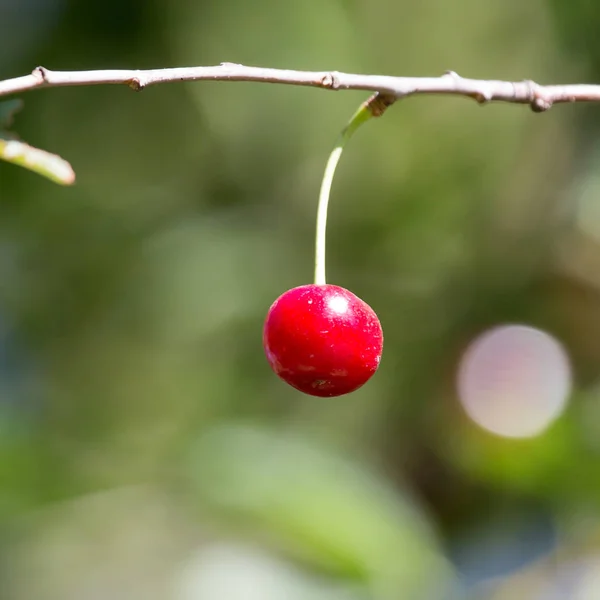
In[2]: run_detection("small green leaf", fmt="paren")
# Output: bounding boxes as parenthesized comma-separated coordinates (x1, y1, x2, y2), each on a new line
(0, 99, 24, 129)
(0, 137, 75, 185)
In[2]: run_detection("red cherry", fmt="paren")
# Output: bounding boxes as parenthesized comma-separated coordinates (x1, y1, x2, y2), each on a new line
(263, 284, 383, 397)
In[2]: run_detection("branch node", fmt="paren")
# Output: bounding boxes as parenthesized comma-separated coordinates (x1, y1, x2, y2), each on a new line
(531, 96, 552, 112)
(365, 92, 396, 117)
(524, 80, 552, 112)
(474, 88, 493, 104)
(128, 78, 144, 91)
(443, 70, 462, 82)
(321, 72, 341, 90)
(32, 66, 48, 84)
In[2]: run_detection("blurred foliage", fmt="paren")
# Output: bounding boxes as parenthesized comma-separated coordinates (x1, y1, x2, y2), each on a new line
(1, 0, 600, 598)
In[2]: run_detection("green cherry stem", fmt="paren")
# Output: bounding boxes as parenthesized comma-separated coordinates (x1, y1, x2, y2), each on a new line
(314, 102, 374, 286)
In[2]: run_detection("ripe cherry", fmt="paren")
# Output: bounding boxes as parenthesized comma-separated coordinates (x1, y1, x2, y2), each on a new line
(264, 99, 385, 396)
(263, 284, 383, 397)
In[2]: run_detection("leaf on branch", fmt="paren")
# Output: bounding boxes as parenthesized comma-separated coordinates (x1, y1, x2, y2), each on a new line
(0, 137, 75, 185)
(0, 98, 75, 185)
(0, 99, 23, 129)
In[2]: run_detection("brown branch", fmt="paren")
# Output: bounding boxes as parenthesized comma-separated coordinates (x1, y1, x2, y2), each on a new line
(1, 63, 600, 112)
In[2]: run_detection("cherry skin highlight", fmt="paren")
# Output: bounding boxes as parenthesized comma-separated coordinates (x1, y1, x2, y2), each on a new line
(263, 284, 383, 397)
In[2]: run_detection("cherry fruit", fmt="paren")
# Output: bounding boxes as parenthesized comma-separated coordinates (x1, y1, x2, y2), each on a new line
(263, 99, 385, 396)
(263, 284, 383, 397)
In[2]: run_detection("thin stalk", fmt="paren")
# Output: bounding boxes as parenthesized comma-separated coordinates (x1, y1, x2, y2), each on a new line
(314, 103, 374, 285)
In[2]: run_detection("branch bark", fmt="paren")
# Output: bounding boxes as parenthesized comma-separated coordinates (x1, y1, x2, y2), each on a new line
(1, 63, 600, 112)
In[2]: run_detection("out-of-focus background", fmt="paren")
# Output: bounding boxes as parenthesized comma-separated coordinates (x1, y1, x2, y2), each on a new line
(1, 0, 600, 598)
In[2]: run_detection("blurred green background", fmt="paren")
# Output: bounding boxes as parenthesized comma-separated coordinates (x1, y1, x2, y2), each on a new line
(2, 0, 600, 598)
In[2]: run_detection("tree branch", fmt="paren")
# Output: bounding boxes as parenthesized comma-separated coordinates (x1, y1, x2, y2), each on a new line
(1, 63, 600, 112)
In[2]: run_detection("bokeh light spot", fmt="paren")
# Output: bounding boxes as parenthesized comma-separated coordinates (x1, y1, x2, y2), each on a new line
(457, 325, 572, 438)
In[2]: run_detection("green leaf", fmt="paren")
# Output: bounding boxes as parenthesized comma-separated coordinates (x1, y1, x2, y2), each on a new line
(0, 137, 75, 185)
(0, 99, 23, 129)
(185, 423, 456, 599)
